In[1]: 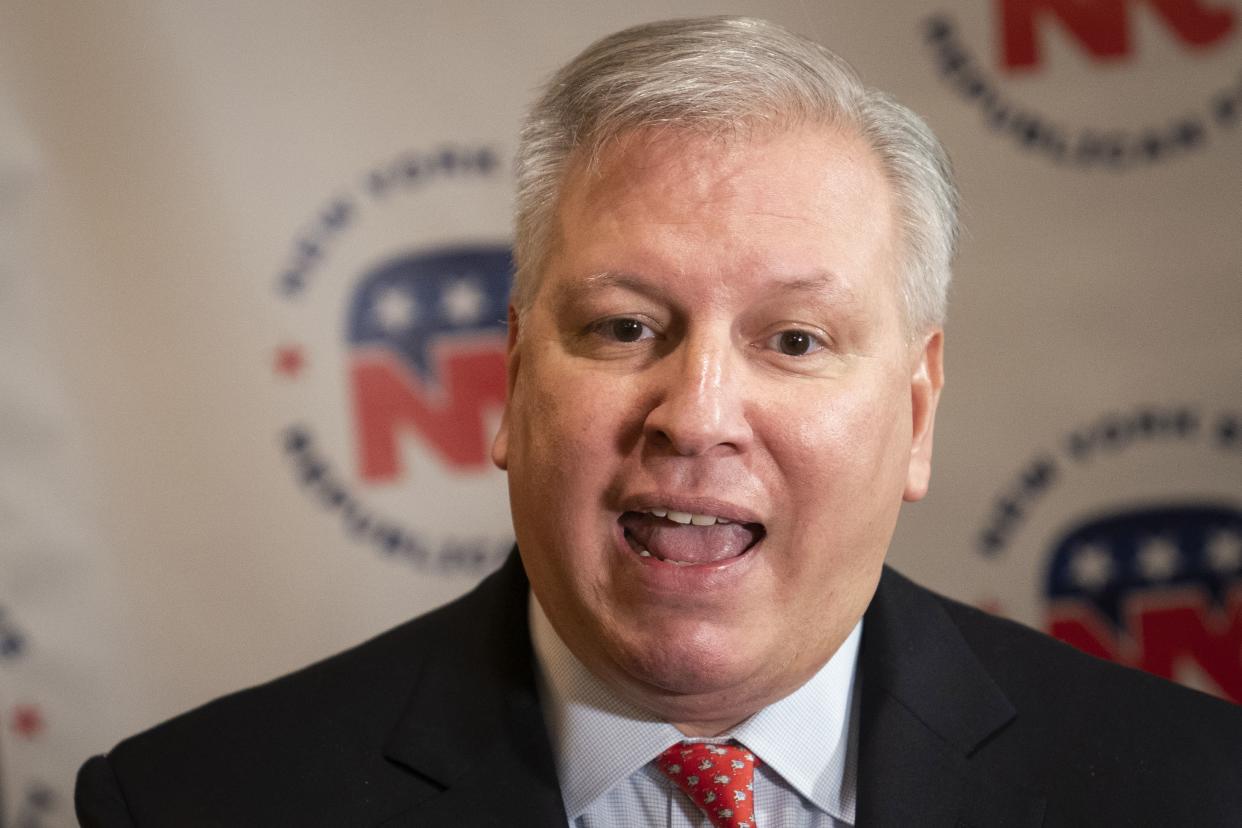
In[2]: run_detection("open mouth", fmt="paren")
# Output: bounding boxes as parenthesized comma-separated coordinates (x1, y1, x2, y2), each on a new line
(619, 508, 766, 566)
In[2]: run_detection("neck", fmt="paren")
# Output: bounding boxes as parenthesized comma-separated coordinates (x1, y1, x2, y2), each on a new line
(673, 717, 749, 738)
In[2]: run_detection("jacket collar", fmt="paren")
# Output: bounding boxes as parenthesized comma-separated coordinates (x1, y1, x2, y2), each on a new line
(377, 554, 1046, 827)
(856, 567, 1046, 827)
(379, 550, 568, 827)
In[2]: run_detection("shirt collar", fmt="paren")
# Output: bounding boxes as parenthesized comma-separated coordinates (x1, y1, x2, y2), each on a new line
(530, 592, 861, 823)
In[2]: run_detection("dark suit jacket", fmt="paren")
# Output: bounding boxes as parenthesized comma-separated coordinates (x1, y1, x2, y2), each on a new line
(77, 552, 1242, 826)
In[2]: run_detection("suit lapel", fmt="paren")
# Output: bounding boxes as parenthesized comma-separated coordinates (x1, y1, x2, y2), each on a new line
(379, 551, 568, 827)
(373, 556, 1048, 826)
(856, 568, 1046, 828)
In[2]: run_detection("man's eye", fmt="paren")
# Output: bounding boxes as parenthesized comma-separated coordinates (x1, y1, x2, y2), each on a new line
(599, 317, 653, 343)
(767, 329, 823, 356)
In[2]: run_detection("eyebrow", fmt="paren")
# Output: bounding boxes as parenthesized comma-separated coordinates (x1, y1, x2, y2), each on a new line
(560, 270, 658, 297)
(773, 271, 857, 302)
(556, 268, 856, 304)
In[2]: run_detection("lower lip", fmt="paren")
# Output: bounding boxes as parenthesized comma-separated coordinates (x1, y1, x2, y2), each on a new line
(612, 522, 759, 593)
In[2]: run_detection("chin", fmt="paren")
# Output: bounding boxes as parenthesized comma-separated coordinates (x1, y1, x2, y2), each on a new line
(614, 623, 765, 698)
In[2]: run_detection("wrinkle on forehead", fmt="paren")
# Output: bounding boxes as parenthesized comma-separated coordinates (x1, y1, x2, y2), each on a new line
(534, 125, 887, 309)
(572, 124, 885, 213)
(562, 127, 892, 274)
(554, 267, 862, 310)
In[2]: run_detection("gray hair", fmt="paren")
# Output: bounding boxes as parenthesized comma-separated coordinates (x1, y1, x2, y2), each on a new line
(512, 15, 959, 333)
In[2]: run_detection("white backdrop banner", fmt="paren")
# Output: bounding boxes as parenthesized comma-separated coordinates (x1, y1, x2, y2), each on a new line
(2, 2, 1239, 825)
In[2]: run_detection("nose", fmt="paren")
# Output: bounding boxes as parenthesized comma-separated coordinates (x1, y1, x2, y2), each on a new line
(643, 330, 753, 456)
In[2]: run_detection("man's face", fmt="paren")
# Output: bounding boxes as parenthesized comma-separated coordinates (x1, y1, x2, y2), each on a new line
(493, 125, 943, 733)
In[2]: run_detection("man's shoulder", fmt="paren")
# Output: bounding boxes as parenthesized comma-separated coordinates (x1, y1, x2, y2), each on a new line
(871, 567, 1242, 822)
(897, 567, 1238, 720)
(77, 557, 525, 826)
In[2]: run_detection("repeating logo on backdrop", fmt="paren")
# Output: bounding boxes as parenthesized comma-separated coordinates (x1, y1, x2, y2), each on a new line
(0, 604, 58, 826)
(272, 146, 513, 576)
(348, 247, 510, 479)
(923, 1, 1242, 167)
(1046, 503, 1242, 699)
(978, 405, 1242, 702)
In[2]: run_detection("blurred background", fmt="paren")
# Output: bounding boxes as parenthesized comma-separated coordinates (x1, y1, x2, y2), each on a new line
(2, 1, 1239, 824)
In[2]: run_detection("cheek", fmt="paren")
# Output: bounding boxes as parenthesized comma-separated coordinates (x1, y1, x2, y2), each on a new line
(770, 381, 894, 456)
(517, 372, 608, 465)
(508, 354, 636, 529)
(763, 376, 913, 522)
(517, 343, 657, 457)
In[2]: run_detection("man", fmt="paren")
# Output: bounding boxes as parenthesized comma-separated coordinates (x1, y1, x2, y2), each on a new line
(77, 17, 1241, 827)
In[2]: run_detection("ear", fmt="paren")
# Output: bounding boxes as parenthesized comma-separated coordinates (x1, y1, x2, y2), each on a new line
(903, 329, 944, 502)
(490, 304, 522, 470)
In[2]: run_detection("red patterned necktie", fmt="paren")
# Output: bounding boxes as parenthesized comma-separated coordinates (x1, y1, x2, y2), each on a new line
(656, 741, 758, 828)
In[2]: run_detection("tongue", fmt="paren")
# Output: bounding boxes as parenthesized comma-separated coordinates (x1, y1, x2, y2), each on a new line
(619, 512, 760, 564)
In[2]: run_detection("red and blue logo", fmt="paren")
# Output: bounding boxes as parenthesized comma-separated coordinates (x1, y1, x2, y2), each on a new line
(347, 247, 510, 480)
(975, 405, 1242, 702)
(273, 145, 514, 575)
(923, 0, 1241, 167)
(1046, 503, 1242, 701)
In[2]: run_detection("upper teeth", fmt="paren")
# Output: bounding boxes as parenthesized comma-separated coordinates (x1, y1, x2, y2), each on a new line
(646, 508, 731, 526)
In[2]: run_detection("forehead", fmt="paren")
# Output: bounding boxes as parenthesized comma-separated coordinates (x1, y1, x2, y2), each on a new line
(573, 124, 885, 209)
(545, 124, 901, 309)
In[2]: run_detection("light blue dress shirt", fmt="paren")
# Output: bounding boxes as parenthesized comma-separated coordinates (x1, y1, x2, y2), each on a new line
(530, 595, 861, 827)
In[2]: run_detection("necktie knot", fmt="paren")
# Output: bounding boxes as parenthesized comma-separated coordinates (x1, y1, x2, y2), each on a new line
(657, 741, 758, 828)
